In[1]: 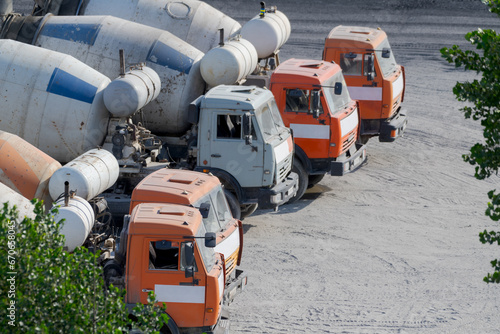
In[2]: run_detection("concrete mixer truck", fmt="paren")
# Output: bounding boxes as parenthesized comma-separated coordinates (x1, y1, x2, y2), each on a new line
(322, 25, 407, 144)
(0, 130, 245, 333)
(0, 13, 298, 217)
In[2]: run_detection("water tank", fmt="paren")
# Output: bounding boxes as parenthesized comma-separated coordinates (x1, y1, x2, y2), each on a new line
(0, 39, 111, 163)
(80, 0, 241, 53)
(200, 38, 258, 87)
(52, 196, 95, 252)
(49, 149, 120, 201)
(240, 11, 291, 59)
(32, 15, 205, 136)
(0, 130, 61, 210)
(104, 66, 161, 118)
(0, 182, 36, 220)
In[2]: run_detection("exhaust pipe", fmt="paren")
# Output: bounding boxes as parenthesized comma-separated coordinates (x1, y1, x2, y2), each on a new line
(0, 0, 13, 16)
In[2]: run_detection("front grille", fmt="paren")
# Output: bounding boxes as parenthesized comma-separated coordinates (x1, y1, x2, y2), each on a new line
(225, 249, 239, 279)
(342, 130, 356, 153)
(278, 155, 292, 183)
(392, 98, 400, 114)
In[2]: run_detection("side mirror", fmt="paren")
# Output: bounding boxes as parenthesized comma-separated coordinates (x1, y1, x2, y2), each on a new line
(382, 47, 391, 58)
(242, 112, 253, 145)
(311, 90, 321, 119)
(199, 202, 211, 219)
(205, 232, 217, 248)
(366, 54, 375, 81)
(334, 82, 342, 95)
(184, 242, 195, 267)
(185, 266, 195, 278)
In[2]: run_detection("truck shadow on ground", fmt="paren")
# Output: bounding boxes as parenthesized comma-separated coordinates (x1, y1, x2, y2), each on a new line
(241, 183, 332, 233)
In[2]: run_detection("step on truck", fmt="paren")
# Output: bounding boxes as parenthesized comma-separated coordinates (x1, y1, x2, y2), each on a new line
(245, 59, 367, 200)
(323, 25, 408, 143)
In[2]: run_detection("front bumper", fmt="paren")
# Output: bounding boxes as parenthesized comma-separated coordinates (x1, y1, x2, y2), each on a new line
(330, 143, 367, 176)
(379, 107, 408, 142)
(224, 268, 248, 305)
(257, 171, 298, 209)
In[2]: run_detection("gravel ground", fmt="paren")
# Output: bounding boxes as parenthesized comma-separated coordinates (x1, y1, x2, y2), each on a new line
(10, 0, 500, 333)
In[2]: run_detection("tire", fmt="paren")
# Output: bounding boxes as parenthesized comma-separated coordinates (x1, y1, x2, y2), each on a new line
(224, 189, 241, 220)
(287, 159, 308, 203)
(240, 203, 258, 220)
(307, 174, 325, 188)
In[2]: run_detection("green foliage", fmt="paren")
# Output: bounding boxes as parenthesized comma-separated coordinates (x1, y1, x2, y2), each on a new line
(0, 201, 167, 333)
(440, 0, 500, 282)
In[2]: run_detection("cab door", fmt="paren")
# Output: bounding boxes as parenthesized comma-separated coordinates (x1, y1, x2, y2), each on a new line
(140, 239, 206, 328)
(207, 112, 264, 187)
(284, 88, 331, 159)
(338, 51, 383, 122)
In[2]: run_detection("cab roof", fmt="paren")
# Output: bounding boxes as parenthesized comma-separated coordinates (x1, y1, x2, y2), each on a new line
(325, 25, 387, 49)
(131, 169, 220, 210)
(201, 85, 273, 110)
(271, 58, 341, 85)
(129, 203, 202, 237)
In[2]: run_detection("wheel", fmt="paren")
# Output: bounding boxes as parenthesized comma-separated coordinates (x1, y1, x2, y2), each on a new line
(240, 203, 258, 220)
(287, 159, 308, 203)
(224, 189, 241, 220)
(307, 174, 325, 188)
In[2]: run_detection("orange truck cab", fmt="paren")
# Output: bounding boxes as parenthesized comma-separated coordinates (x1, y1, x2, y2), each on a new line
(323, 25, 407, 143)
(265, 58, 367, 198)
(120, 203, 228, 334)
(129, 168, 247, 305)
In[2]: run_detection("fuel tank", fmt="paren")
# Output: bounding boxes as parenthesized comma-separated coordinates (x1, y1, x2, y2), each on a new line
(52, 195, 95, 252)
(240, 10, 291, 59)
(49, 148, 119, 202)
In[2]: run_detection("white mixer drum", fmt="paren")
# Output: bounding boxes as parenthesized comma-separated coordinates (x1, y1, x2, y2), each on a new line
(200, 38, 258, 87)
(240, 10, 291, 59)
(81, 0, 242, 53)
(0, 39, 111, 162)
(0, 183, 36, 220)
(33, 15, 205, 136)
(49, 148, 119, 201)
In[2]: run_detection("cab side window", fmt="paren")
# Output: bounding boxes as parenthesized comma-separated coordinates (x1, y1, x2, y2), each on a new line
(340, 53, 363, 76)
(285, 89, 310, 112)
(217, 114, 242, 139)
(149, 241, 179, 270)
(285, 89, 324, 115)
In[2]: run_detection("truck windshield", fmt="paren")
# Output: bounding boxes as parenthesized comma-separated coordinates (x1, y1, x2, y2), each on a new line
(193, 185, 233, 233)
(375, 39, 398, 78)
(195, 223, 215, 272)
(323, 73, 352, 114)
(254, 99, 286, 142)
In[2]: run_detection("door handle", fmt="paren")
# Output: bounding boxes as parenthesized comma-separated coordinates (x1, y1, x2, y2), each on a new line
(211, 154, 221, 158)
(142, 288, 153, 292)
